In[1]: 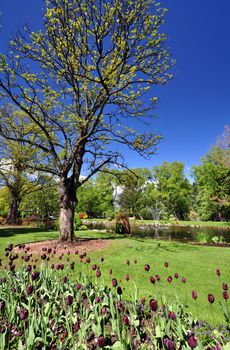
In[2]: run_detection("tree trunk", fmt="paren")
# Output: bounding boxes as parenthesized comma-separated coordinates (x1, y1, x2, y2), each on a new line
(59, 177, 77, 242)
(6, 192, 20, 224)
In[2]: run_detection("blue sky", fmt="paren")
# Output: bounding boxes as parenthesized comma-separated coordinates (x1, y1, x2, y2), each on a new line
(0, 0, 230, 177)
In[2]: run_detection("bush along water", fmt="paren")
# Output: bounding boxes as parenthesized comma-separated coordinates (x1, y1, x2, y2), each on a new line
(0, 245, 229, 349)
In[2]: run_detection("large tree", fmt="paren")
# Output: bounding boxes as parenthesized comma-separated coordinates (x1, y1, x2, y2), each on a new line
(0, 0, 173, 241)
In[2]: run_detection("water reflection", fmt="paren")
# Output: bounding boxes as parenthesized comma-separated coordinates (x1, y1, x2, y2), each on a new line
(85, 221, 230, 243)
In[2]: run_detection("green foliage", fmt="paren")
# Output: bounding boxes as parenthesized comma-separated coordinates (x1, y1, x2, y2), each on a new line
(20, 175, 59, 218)
(196, 232, 210, 243)
(151, 162, 192, 220)
(211, 235, 226, 244)
(0, 187, 9, 216)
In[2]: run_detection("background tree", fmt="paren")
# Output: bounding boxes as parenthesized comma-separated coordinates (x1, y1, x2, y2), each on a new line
(118, 168, 152, 218)
(152, 162, 192, 220)
(192, 146, 230, 221)
(0, 136, 31, 224)
(0, 0, 173, 240)
(76, 173, 115, 218)
(20, 174, 59, 222)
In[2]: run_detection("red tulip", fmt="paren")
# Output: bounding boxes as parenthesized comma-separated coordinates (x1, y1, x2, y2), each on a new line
(97, 335, 106, 348)
(188, 335, 197, 349)
(192, 290, 198, 300)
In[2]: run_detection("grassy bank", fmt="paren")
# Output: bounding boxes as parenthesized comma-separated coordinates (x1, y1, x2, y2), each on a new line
(0, 227, 229, 326)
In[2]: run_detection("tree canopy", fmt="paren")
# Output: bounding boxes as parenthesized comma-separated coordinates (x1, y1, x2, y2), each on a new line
(0, 0, 173, 240)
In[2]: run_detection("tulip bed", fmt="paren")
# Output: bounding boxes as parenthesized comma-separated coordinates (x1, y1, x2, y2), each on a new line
(0, 242, 230, 350)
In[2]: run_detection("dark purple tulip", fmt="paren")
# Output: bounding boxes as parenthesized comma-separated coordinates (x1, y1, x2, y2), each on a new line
(63, 276, 68, 284)
(150, 276, 156, 284)
(75, 250, 78, 255)
(112, 278, 118, 287)
(95, 296, 101, 303)
(117, 286, 122, 295)
(25, 264, 31, 272)
(188, 335, 197, 349)
(174, 272, 179, 279)
(98, 335, 106, 348)
(0, 327, 5, 334)
(149, 299, 158, 311)
(24, 255, 30, 262)
(0, 300, 5, 311)
(223, 283, 228, 291)
(70, 262, 75, 270)
(86, 257, 90, 263)
(123, 315, 130, 325)
(155, 274, 160, 282)
(144, 264, 150, 272)
(47, 248, 52, 254)
(101, 306, 107, 315)
(167, 276, 173, 283)
(66, 295, 73, 306)
(73, 322, 80, 332)
(19, 308, 28, 320)
(76, 283, 81, 290)
(92, 264, 97, 271)
(31, 271, 39, 281)
(125, 274, 130, 281)
(96, 270, 101, 278)
(168, 311, 176, 320)
(101, 257, 104, 262)
(7, 244, 13, 252)
(192, 290, 198, 300)
(182, 277, 186, 284)
(223, 291, 229, 300)
(164, 261, 169, 268)
(10, 265, 15, 272)
(126, 259, 130, 265)
(1, 277, 6, 283)
(216, 268, 221, 277)
(134, 259, 138, 264)
(26, 285, 33, 295)
(208, 293, 215, 304)
(109, 269, 113, 275)
(41, 254, 46, 260)
(163, 337, 175, 350)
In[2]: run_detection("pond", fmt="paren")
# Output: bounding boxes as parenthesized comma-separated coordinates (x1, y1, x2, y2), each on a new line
(85, 221, 230, 243)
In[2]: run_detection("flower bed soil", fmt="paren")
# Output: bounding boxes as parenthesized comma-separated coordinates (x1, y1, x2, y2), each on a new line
(14, 238, 113, 255)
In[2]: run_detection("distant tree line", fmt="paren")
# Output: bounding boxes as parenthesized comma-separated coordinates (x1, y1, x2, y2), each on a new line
(1, 126, 230, 222)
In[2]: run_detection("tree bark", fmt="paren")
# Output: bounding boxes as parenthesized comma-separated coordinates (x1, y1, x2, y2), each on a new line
(59, 177, 77, 241)
(6, 192, 20, 224)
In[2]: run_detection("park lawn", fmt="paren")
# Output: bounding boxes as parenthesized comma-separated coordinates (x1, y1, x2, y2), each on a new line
(0, 227, 229, 325)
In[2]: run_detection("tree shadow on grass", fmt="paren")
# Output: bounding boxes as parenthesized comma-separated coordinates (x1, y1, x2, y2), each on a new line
(0, 226, 55, 238)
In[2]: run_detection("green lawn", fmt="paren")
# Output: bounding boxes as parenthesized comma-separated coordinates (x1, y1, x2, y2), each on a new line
(0, 227, 229, 325)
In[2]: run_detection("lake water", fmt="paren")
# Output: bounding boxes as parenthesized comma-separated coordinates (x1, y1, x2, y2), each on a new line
(85, 221, 230, 243)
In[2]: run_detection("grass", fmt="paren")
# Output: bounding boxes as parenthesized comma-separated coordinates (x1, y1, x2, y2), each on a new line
(0, 226, 230, 326)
